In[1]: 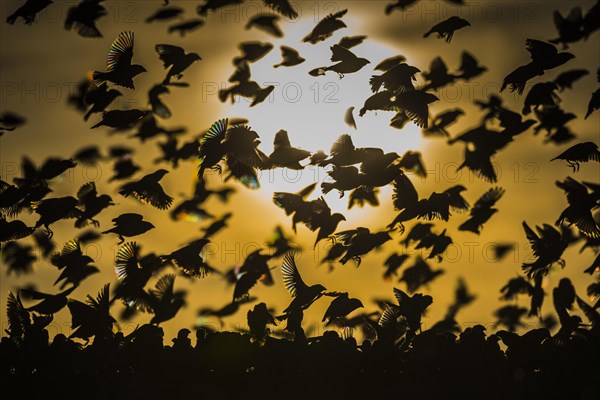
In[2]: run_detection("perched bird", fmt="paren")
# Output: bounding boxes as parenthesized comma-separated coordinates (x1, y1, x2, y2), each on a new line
(550, 141, 600, 171)
(64, 0, 106, 38)
(273, 46, 305, 68)
(119, 169, 173, 210)
(459, 187, 505, 234)
(6, 0, 53, 25)
(423, 16, 471, 43)
(167, 19, 205, 36)
(322, 293, 364, 326)
(246, 14, 282, 37)
(280, 251, 326, 317)
(303, 9, 348, 44)
(92, 31, 146, 89)
(309, 44, 370, 79)
(101, 213, 155, 243)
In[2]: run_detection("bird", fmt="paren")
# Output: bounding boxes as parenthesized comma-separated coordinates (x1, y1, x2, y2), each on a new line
(91, 31, 146, 89)
(303, 9, 348, 44)
(549, 7, 585, 48)
(0, 217, 34, 244)
(162, 238, 215, 278)
(140, 274, 186, 325)
(268, 130, 311, 169)
(197, 0, 243, 16)
(233, 42, 274, 65)
(2, 242, 37, 275)
(6, 0, 53, 25)
(245, 14, 282, 37)
(247, 302, 277, 342)
(322, 293, 364, 326)
(309, 44, 370, 79)
(231, 250, 274, 301)
(145, 6, 184, 23)
(425, 109, 464, 137)
(422, 56, 457, 91)
(585, 68, 600, 119)
(83, 82, 122, 121)
(263, 0, 298, 19)
(459, 187, 505, 234)
(155, 44, 201, 82)
(20, 285, 78, 315)
(167, 19, 205, 36)
(383, 253, 410, 281)
(50, 239, 99, 289)
(279, 251, 326, 318)
(522, 82, 560, 115)
(32, 196, 82, 238)
(90, 109, 146, 129)
(399, 257, 444, 293)
(119, 169, 173, 210)
(101, 213, 155, 243)
(201, 213, 233, 238)
(273, 46, 305, 68)
(75, 181, 114, 228)
(521, 222, 567, 279)
(337, 35, 367, 49)
(337, 228, 391, 266)
(385, 0, 419, 15)
(67, 284, 116, 343)
(550, 141, 600, 171)
(344, 107, 357, 129)
(369, 62, 420, 94)
(390, 90, 439, 128)
(423, 16, 470, 43)
(375, 55, 407, 71)
(553, 69, 589, 91)
(456, 51, 487, 81)
(554, 177, 600, 238)
(64, 0, 106, 38)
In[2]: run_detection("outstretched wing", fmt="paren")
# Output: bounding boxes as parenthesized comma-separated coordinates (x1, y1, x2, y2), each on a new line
(106, 31, 134, 71)
(281, 251, 308, 297)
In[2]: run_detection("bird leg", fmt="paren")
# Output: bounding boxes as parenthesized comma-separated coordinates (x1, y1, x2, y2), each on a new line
(45, 225, 53, 239)
(118, 235, 125, 245)
(354, 256, 362, 268)
(91, 219, 100, 228)
(337, 190, 345, 198)
(337, 72, 345, 80)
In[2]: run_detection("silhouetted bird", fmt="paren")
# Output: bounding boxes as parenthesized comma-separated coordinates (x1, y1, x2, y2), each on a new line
(392, 288, 433, 334)
(500, 275, 533, 301)
(309, 44, 370, 79)
(280, 251, 326, 318)
(337, 228, 391, 266)
(459, 187, 505, 234)
(247, 302, 277, 342)
(385, 0, 419, 15)
(375, 55, 407, 71)
(111, 158, 140, 182)
(20, 286, 77, 315)
(264, 0, 298, 19)
(202, 213, 233, 238)
(145, 6, 184, 23)
(554, 69, 589, 91)
(423, 16, 470, 43)
(91, 109, 146, 129)
(456, 51, 487, 80)
(75, 182, 113, 228)
(67, 284, 116, 343)
(551, 141, 600, 171)
(521, 221, 567, 279)
(398, 150, 427, 178)
(119, 169, 173, 210)
(555, 177, 600, 238)
(101, 213, 155, 243)
(422, 56, 457, 90)
(344, 106, 357, 129)
(140, 274, 186, 325)
(0, 217, 34, 244)
(167, 19, 205, 36)
(549, 7, 584, 48)
(425, 109, 464, 137)
(268, 130, 311, 169)
(65, 0, 106, 38)
(490, 243, 515, 261)
(273, 46, 305, 68)
(583, 1, 600, 38)
(494, 305, 527, 332)
(522, 82, 560, 115)
(92, 31, 146, 89)
(337, 35, 367, 49)
(50, 239, 98, 289)
(322, 292, 363, 326)
(233, 41, 274, 65)
(6, 0, 52, 25)
(32, 196, 81, 238)
(392, 90, 439, 128)
(370, 62, 420, 94)
(348, 186, 379, 209)
(72, 145, 103, 165)
(399, 257, 444, 293)
(197, 0, 243, 16)
(303, 9, 348, 44)
(156, 44, 201, 82)
(583, 252, 600, 275)
(246, 14, 282, 37)
(585, 68, 600, 119)
(232, 250, 274, 301)
(83, 82, 122, 121)
(162, 238, 214, 277)
(383, 253, 409, 281)
(2, 242, 36, 275)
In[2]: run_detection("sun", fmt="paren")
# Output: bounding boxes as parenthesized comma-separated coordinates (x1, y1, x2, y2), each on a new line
(220, 17, 426, 214)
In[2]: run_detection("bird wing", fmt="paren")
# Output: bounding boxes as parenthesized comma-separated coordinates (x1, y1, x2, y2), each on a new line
(330, 44, 356, 62)
(115, 242, 140, 280)
(281, 251, 308, 297)
(263, 0, 298, 19)
(273, 129, 292, 148)
(155, 44, 185, 68)
(472, 187, 505, 211)
(106, 31, 134, 71)
(76, 181, 97, 203)
(525, 38, 557, 62)
(459, 51, 478, 72)
(152, 274, 176, 301)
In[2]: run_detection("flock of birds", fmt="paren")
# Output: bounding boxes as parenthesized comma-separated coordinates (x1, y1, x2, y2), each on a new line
(1, 0, 600, 349)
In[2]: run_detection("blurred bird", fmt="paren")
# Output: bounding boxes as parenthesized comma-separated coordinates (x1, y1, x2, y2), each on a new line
(83, 82, 122, 121)
(91, 109, 146, 129)
(65, 0, 106, 38)
(155, 44, 201, 82)
(322, 292, 364, 326)
(399, 257, 444, 293)
(67, 284, 116, 343)
(101, 213, 155, 243)
(232, 250, 274, 301)
(422, 56, 457, 91)
(369, 62, 420, 94)
(2, 242, 36, 275)
(425, 109, 464, 137)
(383, 253, 409, 281)
(247, 302, 277, 342)
(555, 177, 600, 238)
(344, 107, 357, 129)
(551, 141, 600, 171)
(0, 217, 34, 244)
(92, 31, 146, 89)
(423, 16, 470, 43)
(303, 9, 348, 44)
(456, 51, 487, 80)
(499, 276, 533, 301)
(273, 46, 305, 68)
(197, 0, 243, 16)
(459, 187, 505, 234)
(375, 55, 407, 71)
(162, 238, 215, 278)
(246, 14, 282, 37)
(268, 130, 311, 169)
(385, 0, 419, 15)
(145, 6, 184, 23)
(348, 186, 379, 209)
(494, 305, 527, 332)
(119, 169, 173, 210)
(549, 7, 584, 48)
(554, 69, 589, 91)
(6, 0, 53, 25)
(50, 239, 98, 290)
(140, 274, 186, 325)
(202, 213, 233, 238)
(263, 0, 298, 19)
(20, 286, 77, 315)
(233, 42, 274, 64)
(522, 82, 560, 115)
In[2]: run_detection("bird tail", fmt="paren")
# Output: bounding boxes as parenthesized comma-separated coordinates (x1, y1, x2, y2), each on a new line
(369, 75, 383, 92)
(308, 67, 327, 77)
(6, 13, 17, 25)
(423, 30, 433, 38)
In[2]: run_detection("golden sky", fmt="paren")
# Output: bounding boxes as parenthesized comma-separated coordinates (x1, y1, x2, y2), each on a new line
(1, 0, 599, 342)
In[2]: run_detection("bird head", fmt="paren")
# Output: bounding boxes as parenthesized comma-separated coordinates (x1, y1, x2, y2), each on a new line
(153, 169, 170, 179)
(131, 65, 147, 77)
